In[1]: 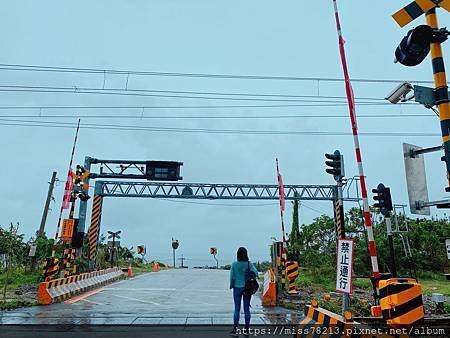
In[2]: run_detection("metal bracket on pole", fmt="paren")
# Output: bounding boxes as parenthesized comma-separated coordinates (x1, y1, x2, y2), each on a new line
(408, 144, 443, 158)
(417, 199, 450, 209)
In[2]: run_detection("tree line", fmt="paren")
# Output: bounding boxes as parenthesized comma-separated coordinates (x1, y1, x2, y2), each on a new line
(287, 201, 450, 277)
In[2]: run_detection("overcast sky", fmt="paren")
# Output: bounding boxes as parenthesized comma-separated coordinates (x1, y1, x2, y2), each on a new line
(1, 1, 449, 266)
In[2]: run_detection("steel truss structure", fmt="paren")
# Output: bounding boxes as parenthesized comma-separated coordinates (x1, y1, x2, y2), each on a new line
(76, 157, 362, 266)
(96, 181, 359, 201)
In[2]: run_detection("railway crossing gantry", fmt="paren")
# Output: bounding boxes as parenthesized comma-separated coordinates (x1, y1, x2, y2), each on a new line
(73, 157, 362, 266)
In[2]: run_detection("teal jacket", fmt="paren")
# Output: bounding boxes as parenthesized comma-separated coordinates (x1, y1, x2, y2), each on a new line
(229, 261, 258, 289)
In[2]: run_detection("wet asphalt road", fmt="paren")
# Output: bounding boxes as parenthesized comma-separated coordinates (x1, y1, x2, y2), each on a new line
(1, 269, 302, 337)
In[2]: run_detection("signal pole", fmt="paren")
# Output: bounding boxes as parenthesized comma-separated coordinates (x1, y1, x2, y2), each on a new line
(373, 184, 396, 277)
(325, 150, 349, 313)
(107, 230, 121, 267)
(172, 238, 179, 268)
(426, 9, 450, 191)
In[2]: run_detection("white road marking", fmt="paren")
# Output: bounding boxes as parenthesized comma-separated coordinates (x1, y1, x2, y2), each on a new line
(104, 287, 176, 291)
(98, 291, 161, 306)
(80, 298, 106, 306)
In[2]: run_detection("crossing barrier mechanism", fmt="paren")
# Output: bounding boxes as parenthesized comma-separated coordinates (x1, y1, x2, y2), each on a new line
(297, 300, 409, 338)
(379, 278, 425, 327)
(38, 267, 124, 305)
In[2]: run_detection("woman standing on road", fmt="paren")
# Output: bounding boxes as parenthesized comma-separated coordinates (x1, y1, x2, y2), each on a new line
(229, 247, 258, 336)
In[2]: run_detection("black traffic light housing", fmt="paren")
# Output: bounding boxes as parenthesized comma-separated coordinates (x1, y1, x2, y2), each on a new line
(325, 150, 344, 181)
(137, 245, 145, 255)
(372, 183, 393, 216)
(395, 25, 449, 67)
(172, 240, 179, 250)
(145, 161, 183, 181)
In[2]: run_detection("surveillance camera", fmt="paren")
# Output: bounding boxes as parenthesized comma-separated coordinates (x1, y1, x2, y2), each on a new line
(385, 82, 413, 104)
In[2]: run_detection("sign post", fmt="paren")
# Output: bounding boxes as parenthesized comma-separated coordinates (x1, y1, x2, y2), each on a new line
(336, 239, 354, 297)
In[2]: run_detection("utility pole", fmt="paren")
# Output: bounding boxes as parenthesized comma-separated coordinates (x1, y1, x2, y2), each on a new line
(38, 172, 57, 237)
(178, 254, 186, 268)
(32, 172, 57, 271)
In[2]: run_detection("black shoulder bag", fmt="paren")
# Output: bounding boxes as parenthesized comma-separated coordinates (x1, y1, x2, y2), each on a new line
(244, 261, 259, 296)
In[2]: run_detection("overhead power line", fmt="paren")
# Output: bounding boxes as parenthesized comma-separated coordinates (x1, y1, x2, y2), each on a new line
(0, 63, 434, 84)
(0, 85, 385, 103)
(0, 102, 401, 110)
(155, 198, 278, 207)
(0, 85, 386, 101)
(0, 113, 434, 119)
(0, 118, 441, 137)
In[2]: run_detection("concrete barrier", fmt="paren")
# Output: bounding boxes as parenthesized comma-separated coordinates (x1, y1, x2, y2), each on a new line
(38, 267, 124, 305)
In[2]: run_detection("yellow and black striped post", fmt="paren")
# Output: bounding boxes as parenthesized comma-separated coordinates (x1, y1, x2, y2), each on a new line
(281, 259, 286, 291)
(43, 257, 60, 282)
(334, 198, 346, 240)
(62, 248, 76, 278)
(426, 9, 450, 190)
(88, 194, 103, 266)
(286, 261, 299, 294)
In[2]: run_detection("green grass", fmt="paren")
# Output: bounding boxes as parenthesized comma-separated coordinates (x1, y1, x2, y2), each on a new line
(420, 278, 450, 296)
(295, 270, 335, 292)
(0, 269, 40, 289)
(353, 277, 373, 290)
(296, 269, 450, 297)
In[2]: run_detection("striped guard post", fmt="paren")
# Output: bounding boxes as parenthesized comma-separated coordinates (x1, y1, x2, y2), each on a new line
(43, 257, 60, 282)
(88, 194, 103, 262)
(286, 261, 299, 294)
(379, 278, 425, 327)
(38, 267, 124, 305)
(297, 300, 409, 338)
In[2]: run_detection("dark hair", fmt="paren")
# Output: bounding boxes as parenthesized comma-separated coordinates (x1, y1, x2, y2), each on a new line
(237, 247, 249, 262)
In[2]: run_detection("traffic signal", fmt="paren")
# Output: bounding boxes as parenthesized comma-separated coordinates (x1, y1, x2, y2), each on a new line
(372, 183, 393, 216)
(74, 165, 90, 188)
(137, 245, 146, 255)
(73, 165, 90, 201)
(210, 247, 217, 256)
(145, 161, 183, 181)
(172, 239, 179, 250)
(325, 150, 344, 181)
(395, 25, 448, 66)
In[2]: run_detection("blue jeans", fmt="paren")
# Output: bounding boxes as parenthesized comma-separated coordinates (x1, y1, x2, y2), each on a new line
(233, 287, 251, 328)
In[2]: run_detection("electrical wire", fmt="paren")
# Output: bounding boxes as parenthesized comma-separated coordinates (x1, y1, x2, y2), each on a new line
(300, 202, 329, 215)
(0, 118, 442, 137)
(0, 113, 433, 119)
(0, 85, 385, 103)
(154, 198, 278, 207)
(0, 63, 434, 84)
(0, 85, 385, 101)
